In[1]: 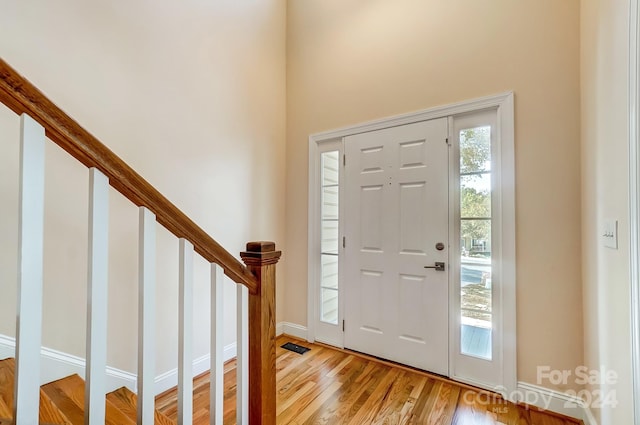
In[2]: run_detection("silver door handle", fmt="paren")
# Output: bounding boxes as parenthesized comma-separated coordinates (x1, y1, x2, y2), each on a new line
(424, 262, 446, 271)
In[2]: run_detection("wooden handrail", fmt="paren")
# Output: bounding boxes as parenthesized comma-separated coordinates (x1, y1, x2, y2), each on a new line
(0, 58, 258, 293)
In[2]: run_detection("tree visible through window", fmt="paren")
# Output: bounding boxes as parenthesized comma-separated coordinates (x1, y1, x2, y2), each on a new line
(459, 126, 492, 360)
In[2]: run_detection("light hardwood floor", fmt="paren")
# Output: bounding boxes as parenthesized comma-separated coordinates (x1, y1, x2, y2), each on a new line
(156, 335, 582, 425)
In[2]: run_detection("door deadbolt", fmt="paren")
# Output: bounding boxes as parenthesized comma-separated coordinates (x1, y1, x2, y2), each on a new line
(424, 262, 446, 271)
(435, 242, 445, 251)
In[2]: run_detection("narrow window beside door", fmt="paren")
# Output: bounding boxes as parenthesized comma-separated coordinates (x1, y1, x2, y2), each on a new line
(459, 126, 492, 360)
(320, 151, 340, 324)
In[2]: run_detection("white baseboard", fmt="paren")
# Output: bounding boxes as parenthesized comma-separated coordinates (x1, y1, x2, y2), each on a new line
(155, 321, 309, 395)
(0, 334, 136, 393)
(0, 333, 237, 396)
(516, 381, 597, 424)
(154, 342, 236, 395)
(0, 322, 306, 396)
(277, 322, 308, 340)
(582, 405, 598, 425)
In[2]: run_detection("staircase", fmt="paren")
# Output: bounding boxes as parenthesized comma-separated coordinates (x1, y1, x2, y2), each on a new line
(0, 358, 175, 425)
(0, 58, 281, 425)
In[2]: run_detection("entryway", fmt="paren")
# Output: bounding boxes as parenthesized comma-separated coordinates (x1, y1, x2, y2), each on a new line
(307, 92, 516, 394)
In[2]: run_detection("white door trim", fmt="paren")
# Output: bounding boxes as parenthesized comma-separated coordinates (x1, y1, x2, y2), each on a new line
(307, 92, 516, 394)
(308, 92, 514, 140)
(628, 0, 640, 422)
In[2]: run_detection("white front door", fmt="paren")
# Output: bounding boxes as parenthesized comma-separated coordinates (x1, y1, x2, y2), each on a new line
(344, 118, 449, 375)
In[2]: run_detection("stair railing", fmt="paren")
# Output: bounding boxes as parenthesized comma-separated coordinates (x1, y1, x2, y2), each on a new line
(0, 58, 279, 425)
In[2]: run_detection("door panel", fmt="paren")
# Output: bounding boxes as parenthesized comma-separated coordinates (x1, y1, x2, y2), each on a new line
(359, 270, 384, 334)
(399, 182, 428, 253)
(360, 185, 384, 251)
(344, 118, 449, 375)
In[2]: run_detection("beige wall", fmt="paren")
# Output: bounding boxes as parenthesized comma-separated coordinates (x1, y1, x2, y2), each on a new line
(581, 0, 634, 423)
(285, 0, 583, 390)
(0, 0, 286, 376)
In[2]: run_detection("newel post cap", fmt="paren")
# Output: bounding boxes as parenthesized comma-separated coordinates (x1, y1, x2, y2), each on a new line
(240, 241, 282, 266)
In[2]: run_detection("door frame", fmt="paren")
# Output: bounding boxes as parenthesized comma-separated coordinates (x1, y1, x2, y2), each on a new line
(307, 91, 516, 394)
(628, 0, 640, 422)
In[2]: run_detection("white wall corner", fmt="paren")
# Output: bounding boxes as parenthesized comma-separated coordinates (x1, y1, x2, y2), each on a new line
(277, 322, 308, 341)
(516, 381, 597, 425)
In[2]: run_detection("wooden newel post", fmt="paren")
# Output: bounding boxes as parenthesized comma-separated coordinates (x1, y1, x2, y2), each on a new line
(240, 241, 281, 425)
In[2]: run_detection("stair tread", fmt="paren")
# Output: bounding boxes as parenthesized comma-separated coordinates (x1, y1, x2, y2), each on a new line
(40, 388, 74, 425)
(42, 374, 137, 425)
(0, 360, 175, 425)
(0, 358, 71, 424)
(0, 358, 16, 409)
(108, 387, 175, 425)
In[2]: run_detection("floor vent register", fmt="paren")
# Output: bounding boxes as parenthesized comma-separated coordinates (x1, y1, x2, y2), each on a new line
(281, 342, 310, 355)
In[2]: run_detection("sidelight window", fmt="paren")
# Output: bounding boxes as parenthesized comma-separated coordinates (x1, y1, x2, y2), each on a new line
(320, 151, 340, 324)
(459, 125, 492, 360)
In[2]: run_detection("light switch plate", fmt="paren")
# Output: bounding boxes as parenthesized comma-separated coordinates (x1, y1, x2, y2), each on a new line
(602, 219, 618, 249)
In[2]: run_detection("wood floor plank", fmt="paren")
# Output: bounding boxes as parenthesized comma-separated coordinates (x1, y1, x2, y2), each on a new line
(297, 356, 378, 424)
(0, 396, 11, 419)
(345, 368, 401, 424)
(371, 371, 417, 424)
(277, 348, 350, 423)
(497, 399, 529, 424)
(451, 389, 495, 425)
(416, 379, 443, 423)
(408, 376, 437, 424)
(288, 381, 343, 424)
(423, 382, 461, 424)
(313, 361, 383, 424)
(396, 375, 428, 425)
(276, 380, 315, 416)
(156, 335, 584, 425)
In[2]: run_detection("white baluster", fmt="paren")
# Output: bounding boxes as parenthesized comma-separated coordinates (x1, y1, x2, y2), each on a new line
(210, 264, 224, 425)
(85, 168, 109, 425)
(138, 207, 156, 425)
(14, 114, 45, 425)
(236, 285, 249, 425)
(178, 239, 194, 425)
